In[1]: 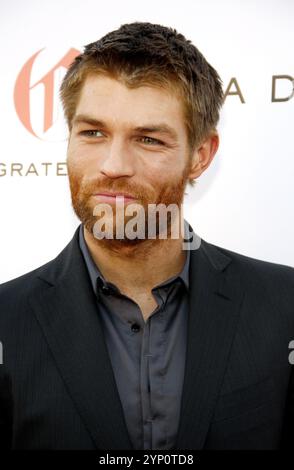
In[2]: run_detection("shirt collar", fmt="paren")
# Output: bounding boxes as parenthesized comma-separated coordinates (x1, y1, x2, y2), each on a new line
(78, 219, 191, 295)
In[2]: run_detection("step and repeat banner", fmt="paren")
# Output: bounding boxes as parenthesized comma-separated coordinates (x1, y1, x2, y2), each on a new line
(0, 0, 293, 282)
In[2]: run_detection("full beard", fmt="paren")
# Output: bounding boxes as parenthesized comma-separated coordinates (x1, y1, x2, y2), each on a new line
(68, 164, 191, 255)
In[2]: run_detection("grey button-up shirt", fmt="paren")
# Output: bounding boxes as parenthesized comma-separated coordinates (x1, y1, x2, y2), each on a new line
(78, 220, 191, 450)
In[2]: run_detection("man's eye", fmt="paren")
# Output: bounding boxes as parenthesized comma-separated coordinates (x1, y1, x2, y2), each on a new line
(80, 130, 103, 137)
(78, 131, 163, 145)
(140, 136, 164, 146)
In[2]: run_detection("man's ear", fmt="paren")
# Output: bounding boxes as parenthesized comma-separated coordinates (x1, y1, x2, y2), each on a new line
(188, 131, 219, 181)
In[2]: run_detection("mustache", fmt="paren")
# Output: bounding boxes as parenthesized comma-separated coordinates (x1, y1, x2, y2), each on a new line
(80, 178, 149, 200)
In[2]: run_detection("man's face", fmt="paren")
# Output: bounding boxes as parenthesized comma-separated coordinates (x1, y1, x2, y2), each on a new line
(67, 74, 193, 245)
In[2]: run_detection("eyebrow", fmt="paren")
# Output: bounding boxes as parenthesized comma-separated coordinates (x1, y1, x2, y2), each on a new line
(72, 114, 178, 141)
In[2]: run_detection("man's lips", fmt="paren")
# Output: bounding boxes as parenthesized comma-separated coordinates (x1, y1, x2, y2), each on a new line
(93, 192, 137, 202)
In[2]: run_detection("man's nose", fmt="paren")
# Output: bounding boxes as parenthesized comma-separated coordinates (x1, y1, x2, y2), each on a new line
(100, 138, 136, 179)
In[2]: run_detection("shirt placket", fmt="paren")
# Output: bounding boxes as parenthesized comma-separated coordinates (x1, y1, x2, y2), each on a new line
(141, 319, 152, 449)
(140, 290, 166, 450)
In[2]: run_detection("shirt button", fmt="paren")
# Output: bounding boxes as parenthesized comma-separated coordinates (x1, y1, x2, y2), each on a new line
(131, 323, 141, 333)
(101, 285, 111, 295)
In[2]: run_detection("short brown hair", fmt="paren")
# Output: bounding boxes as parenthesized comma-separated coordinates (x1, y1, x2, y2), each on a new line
(60, 22, 224, 187)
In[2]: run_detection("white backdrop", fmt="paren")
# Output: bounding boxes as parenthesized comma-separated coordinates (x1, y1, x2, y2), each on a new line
(0, 0, 293, 283)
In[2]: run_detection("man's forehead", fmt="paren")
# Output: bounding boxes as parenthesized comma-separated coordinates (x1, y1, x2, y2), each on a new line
(79, 74, 183, 111)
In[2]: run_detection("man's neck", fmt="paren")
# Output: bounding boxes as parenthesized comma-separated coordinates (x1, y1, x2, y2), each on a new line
(83, 221, 187, 293)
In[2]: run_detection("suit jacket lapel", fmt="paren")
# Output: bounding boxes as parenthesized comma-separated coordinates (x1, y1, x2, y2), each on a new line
(29, 226, 133, 449)
(174, 235, 245, 449)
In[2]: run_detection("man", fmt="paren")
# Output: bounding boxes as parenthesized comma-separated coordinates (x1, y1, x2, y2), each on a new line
(0, 21, 294, 450)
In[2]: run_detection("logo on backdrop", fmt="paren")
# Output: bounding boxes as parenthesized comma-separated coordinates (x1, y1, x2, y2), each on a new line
(1, 48, 80, 177)
(13, 47, 80, 141)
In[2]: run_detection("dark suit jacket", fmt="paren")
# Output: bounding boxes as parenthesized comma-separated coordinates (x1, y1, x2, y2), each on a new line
(0, 225, 294, 450)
